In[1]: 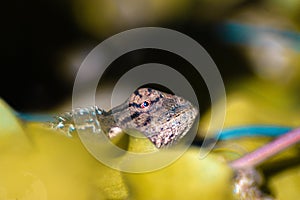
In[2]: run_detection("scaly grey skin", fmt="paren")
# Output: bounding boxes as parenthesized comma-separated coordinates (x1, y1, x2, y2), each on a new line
(51, 88, 199, 148)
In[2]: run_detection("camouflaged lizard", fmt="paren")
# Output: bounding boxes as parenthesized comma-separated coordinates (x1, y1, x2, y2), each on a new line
(49, 88, 279, 199)
(51, 88, 198, 148)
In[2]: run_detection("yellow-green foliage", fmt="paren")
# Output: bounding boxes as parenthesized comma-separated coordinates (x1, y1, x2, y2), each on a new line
(0, 99, 234, 200)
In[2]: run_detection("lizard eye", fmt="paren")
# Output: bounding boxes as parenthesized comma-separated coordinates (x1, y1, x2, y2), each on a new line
(141, 100, 150, 108)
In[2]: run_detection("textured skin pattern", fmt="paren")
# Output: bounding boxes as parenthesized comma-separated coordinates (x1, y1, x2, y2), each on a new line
(52, 88, 198, 148)
(109, 88, 198, 148)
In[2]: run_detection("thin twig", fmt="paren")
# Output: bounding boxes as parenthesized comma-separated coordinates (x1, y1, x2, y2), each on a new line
(229, 128, 300, 169)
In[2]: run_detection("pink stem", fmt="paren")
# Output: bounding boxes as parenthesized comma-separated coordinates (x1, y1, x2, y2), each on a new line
(229, 128, 300, 169)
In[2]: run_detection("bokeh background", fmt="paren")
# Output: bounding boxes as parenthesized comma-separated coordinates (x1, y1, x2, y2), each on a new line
(1, 1, 300, 200)
(3, 0, 300, 115)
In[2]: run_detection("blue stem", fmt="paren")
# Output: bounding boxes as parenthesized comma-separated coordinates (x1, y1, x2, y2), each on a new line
(218, 125, 293, 140)
(17, 112, 293, 140)
(15, 112, 55, 122)
(217, 22, 300, 52)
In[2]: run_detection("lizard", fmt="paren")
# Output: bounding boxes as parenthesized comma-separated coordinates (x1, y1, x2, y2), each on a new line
(46, 87, 299, 199)
(51, 88, 199, 148)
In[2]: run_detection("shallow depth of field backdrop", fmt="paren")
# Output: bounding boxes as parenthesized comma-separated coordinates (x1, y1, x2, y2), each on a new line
(1, 0, 300, 200)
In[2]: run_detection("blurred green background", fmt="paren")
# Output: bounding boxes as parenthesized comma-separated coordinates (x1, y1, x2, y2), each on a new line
(2, 1, 300, 200)
(2, 0, 299, 115)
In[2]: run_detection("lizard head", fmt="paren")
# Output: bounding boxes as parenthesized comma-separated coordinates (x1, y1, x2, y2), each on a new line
(122, 88, 198, 148)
